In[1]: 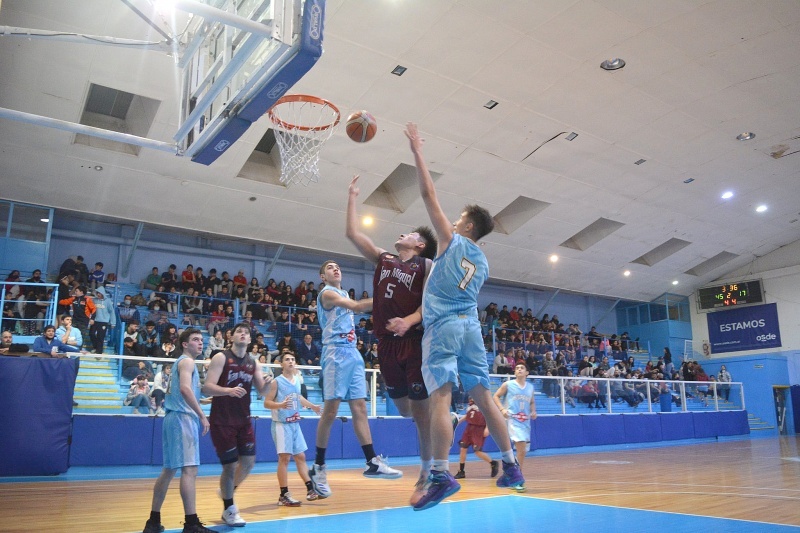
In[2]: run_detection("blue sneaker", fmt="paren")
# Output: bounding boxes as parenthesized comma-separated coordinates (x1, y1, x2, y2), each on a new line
(412, 470, 461, 511)
(496, 460, 525, 490)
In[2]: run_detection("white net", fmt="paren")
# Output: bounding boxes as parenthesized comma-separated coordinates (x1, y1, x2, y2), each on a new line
(267, 95, 340, 186)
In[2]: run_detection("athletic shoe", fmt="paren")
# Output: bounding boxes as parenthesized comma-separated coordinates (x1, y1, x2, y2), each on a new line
(309, 464, 331, 498)
(363, 455, 403, 479)
(412, 470, 461, 511)
(306, 488, 319, 501)
(450, 412, 460, 445)
(496, 460, 525, 490)
(490, 460, 499, 478)
(511, 484, 527, 493)
(454, 470, 465, 479)
(221, 504, 246, 527)
(141, 520, 164, 533)
(181, 522, 216, 533)
(278, 493, 302, 507)
(409, 472, 428, 506)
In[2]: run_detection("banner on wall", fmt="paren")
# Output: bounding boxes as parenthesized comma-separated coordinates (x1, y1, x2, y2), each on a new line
(707, 303, 782, 354)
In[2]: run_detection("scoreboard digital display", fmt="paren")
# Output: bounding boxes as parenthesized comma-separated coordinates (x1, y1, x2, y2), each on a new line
(697, 279, 764, 311)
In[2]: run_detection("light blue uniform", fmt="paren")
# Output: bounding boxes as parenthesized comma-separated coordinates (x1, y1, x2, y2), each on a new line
(162, 355, 201, 469)
(318, 286, 367, 401)
(270, 373, 308, 455)
(505, 379, 534, 452)
(421, 233, 489, 393)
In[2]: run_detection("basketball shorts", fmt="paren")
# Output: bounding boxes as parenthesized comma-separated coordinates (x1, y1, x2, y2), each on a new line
(508, 419, 531, 452)
(321, 344, 367, 401)
(210, 421, 256, 464)
(422, 315, 489, 394)
(459, 423, 487, 450)
(271, 421, 308, 456)
(162, 411, 200, 470)
(378, 335, 427, 400)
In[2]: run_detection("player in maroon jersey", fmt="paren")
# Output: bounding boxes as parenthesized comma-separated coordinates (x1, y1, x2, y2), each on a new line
(201, 323, 272, 527)
(453, 397, 499, 479)
(346, 174, 438, 505)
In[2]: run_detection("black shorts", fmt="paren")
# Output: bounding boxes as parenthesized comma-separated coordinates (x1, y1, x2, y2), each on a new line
(378, 335, 427, 401)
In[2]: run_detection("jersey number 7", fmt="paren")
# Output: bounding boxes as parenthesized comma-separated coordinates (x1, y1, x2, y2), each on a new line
(458, 258, 477, 290)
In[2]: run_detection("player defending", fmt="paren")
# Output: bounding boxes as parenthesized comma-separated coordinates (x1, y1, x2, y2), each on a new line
(142, 328, 214, 533)
(493, 362, 537, 483)
(405, 122, 525, 511)
(309, 261, 402, 498)
(345, 174, 437, 504)
(202, 323, 272, 527)
(263, 351, 323, 506)
(453, 397, 499, 480)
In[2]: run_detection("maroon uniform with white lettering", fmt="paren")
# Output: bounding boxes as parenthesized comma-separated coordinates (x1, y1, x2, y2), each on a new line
(210, 349, 257, 461)
(459, 405, 487, 450)
(372, 252, 428, 400)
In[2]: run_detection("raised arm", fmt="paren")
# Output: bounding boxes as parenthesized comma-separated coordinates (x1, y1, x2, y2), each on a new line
(405, 122, 453, 253)
(346, 175, 385, 264)
(320, 290, 373, 314)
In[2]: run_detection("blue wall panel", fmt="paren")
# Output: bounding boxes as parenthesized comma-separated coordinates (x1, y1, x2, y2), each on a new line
(582, 415, 626, 446)
(70, 415, 154, 466)
(659, 412, 695, 441)
(535, 416, 585, 449)
(623, 414, 663, 443)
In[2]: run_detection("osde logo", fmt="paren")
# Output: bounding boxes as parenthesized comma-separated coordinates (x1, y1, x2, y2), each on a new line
(756, 333, 776, 342)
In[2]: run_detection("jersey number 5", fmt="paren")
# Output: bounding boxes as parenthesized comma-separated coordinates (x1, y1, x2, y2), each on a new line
(384, 283, 395, 299)
(458, 258, 476, 290)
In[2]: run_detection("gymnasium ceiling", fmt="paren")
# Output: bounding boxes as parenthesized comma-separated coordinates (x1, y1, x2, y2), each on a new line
(1, 0, 799, 302)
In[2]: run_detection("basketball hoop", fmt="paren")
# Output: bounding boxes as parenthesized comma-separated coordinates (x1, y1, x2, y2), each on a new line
(267, 95, 340, 186)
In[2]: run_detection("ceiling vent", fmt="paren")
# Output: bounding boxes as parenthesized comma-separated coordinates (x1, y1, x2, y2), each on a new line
(364, 163, 441, 213)
(684, 251, 739, 276)
(75, 83, 160, 155)
(560, 218, 625, 251)
(631, 238, 691, 266)
(493, 196, 551, 235)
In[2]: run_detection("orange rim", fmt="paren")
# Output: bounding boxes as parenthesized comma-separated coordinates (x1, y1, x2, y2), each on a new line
(267, 94, 341, 132)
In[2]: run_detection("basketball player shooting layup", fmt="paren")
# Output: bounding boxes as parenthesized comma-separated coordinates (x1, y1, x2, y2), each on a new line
(346, 174, 437, 505)
(404, 122, 525, 511)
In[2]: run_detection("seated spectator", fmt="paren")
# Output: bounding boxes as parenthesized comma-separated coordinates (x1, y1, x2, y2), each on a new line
(0, 330, 29, 354)
(122, 337, 155, 380)
(25, 269, 47, 297)
(150, 363, 171, 415)
(142, 267, 161, 290)
(218, 271, 234, 295)
(205, 329, 226, 359)
(355, 339, 367, 357)
(137, 321, 160, 356)
(193, 267, 206, 293)
(88, 262, 105, 290)
(541, 351, 557, 376)
(161, 324, 179, 345)
(247, 277, 261, 300)
(32, 325, 82, 356)
(204, 268, 220, 295)
(148, 285, 167, 310)
(363, 342, 378, 369)
(124, 375, 153, 415)
(266, 279, 281, 300)
(154, 340, 179, 360)
(117, 295, 141, 324)
(165, 286, 179, 315)
(493, 348, 514, 375)
(160, 264, 178, 291)
(275, 332, 297, 356)
(207, 303, 228, 336)
(296, 333, 320, 367)
(55, 314, 82, 349)
(233, 269, 247, 290)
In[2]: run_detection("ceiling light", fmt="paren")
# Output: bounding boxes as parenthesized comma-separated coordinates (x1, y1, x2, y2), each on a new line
(634, 159, 646, 165)
(683, 178, 695, 183)
(672, 280, 679, 285)
(565, 132, 578, 141)
(93, 165, 103, 171)
(362, 216, 374, 226)
(623, 270, 631, 277)
(736, 132, 755, 141)
(391, 65, 407, 76)
(600, 58, 625, 71)
(40, 218, 50, 223)
(721, 191, 734, 199)
(484, 100, 498, 110)
(549, 254, 559, 263)
(756, 205, 767, 213)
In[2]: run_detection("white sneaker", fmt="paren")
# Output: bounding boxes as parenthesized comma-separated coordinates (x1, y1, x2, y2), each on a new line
(222, 504, 245, 527)
(363, 455, 403, 479)
(309, 464, 331, 498)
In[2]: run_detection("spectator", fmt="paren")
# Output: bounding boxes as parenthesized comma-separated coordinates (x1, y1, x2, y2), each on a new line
(306, 281, 318, 301)
(58, 256, 78, 278)
(218, 271, 233, 295)
(150, 363, 171, 415)
(123, 321, 142, 347)
(718, 365, 732, 402)
(294, 280, 308, 299)
(3, 270, 22, 299)
(154, 340, 179, 360)
(247, 278, 261, 301)
(266, 279, 281, 300)
(89, 262, 105, 290)
(138, 321, 160, 356)
(148, 285, 168, 310)
(363, 342, 378, 369)
(124, 374, 153, 415)
(89, 286, 116, 354)
(276, 332, 298, 355)
(586, 326, 602, 348)
(56, 314, 82, 349)
(118, 294, 141, 324)
(181, 264, 196, 292)
(207, 303, 228, 336)
(122, 338, 155, 380)
(193, 267, 206, 293)
(142, 267, 161, 290)
(25, 269, 47, 297)
(296, 333, 320, 367)
(0, 330, 29, 354)
(1, 302, 20, 334)
(205, 329, 226, 359)
(73, 256, 90, 285)
(33, 325, 83, 356)
(493, 349, 514, 375)
(160, 264, 178, 291)
(205, 268, 221, 295)
(233, 269, 247, 290)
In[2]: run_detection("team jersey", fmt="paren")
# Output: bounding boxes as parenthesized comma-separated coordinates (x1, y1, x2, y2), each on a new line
(318, 286, 356, 346)
(210, 349, 255, 425)
(271, 373, 303, 424)
(372, 252, 426, 338)
(464, 404, 486, 427)
(423, 233, 488, 327)
(506, 379, 535, 426)
(165, 355, 200, 416)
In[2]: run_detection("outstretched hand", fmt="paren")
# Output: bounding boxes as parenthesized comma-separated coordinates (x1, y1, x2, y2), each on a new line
(404, 122, 424, 153)
(349, 174, 360, 197)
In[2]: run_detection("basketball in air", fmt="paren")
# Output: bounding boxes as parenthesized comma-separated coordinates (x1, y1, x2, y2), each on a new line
(345, 111, 377, 143)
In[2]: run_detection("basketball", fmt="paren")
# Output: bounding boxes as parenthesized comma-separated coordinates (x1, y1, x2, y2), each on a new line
(345, 110, 377, 143)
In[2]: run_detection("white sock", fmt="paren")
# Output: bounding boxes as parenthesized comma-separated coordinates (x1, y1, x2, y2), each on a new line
(501, 449, 515, 464)
(432, 459, 449, 472)
(421, 459, 432, 475)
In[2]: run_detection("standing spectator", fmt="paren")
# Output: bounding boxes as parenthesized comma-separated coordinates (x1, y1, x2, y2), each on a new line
(73, 256, 90, 285)
(718, 365, 732, 401)
(58, 256, 78, 278)
(88, 262, 105, 290)
(90, 286, 116, 354)
(142, 267, 161, 290)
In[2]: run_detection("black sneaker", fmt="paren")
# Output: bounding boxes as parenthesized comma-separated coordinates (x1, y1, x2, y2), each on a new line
(182, 521, 216, 533)
(454, 470, 465, 479)
(490, 460, 499, 478)
(142, 521, 164, 533)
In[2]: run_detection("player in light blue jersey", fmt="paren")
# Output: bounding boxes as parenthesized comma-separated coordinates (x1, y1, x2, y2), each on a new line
(405, 122, 525, 511)
(142, 328, 214, 533)
(494, 362, 537, 480)
(309, 261, 403, 499)
(264, 351, 322, 507)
